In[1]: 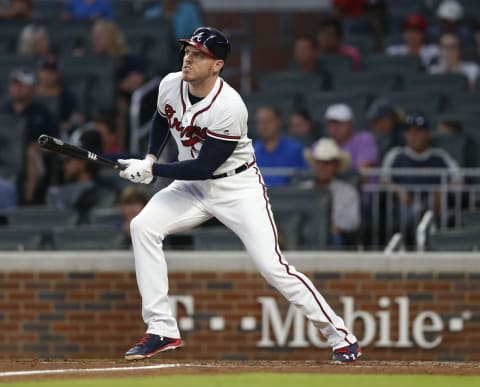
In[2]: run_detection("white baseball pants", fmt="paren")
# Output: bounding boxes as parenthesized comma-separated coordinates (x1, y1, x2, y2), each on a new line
(130, 166, 357, 350)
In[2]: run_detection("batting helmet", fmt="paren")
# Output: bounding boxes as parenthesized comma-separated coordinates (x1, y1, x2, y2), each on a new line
(180, 27, 230, 61)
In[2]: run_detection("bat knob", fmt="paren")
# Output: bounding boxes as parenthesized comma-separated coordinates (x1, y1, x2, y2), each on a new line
(38, 134, 48, 146)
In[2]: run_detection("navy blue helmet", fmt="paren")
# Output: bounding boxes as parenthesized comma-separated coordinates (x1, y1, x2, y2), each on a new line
(180, 27, 230, 61)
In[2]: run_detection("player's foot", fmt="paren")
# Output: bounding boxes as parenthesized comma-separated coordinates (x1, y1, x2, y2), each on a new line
(124, 334, 183, 360)
(332, 342, 362, 364)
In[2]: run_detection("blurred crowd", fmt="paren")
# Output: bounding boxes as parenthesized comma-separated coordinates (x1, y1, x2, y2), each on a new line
(0, 0, 479, 250)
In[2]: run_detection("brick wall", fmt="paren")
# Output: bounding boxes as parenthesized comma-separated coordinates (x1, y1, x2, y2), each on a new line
(0, 252, 479, 361)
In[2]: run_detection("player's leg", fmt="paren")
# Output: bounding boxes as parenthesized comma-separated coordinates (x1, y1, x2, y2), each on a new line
(130, 181, 211, 339)
(209, 168, 358, 355)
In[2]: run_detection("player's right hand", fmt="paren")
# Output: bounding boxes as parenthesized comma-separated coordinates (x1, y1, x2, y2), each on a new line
(118, 157, 154, 184)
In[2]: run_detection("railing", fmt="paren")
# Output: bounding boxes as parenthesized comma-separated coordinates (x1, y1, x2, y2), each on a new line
(260, 166, 480, 249)
(362, 167, 480, 248)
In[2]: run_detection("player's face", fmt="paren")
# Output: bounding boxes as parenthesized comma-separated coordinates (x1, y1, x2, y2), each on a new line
(182, 45, 224, 82)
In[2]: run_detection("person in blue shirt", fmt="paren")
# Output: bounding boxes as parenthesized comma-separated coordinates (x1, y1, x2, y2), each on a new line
(253, 105, 308, 187)
(144, 0, 203, 40)
(63, 0, 114, 21)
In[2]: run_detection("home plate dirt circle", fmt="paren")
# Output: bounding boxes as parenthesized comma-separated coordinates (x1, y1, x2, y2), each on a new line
(1, 360, 480, 382)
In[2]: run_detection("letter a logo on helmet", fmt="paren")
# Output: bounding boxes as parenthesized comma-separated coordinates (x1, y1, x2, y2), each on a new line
(180, 27, 230, 61)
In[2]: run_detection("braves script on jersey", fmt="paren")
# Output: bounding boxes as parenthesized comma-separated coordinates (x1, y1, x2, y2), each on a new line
(157, 72, 254, 174)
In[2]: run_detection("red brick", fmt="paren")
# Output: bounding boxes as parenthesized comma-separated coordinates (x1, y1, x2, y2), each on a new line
(38, 273, 65, 280)
(8, 292, 35, 301)
(7, 272, 35, 280)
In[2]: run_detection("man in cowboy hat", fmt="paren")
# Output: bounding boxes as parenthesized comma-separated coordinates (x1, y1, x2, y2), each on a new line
(303, 137, 361, 248)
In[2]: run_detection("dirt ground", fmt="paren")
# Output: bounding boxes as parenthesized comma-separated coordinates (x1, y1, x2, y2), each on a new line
(1, 359, 480, 382)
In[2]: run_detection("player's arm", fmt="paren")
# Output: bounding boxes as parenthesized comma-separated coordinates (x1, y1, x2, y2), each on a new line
(145, 111, 171, 160)
(152, 137, 237, 180)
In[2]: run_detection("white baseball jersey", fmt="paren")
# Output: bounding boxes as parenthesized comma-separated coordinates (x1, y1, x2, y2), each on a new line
(130, 72, 358, 354)
(157, 72, 255, 176)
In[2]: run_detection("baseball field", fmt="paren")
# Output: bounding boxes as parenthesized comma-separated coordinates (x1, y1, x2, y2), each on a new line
(1, 360, 480, 387)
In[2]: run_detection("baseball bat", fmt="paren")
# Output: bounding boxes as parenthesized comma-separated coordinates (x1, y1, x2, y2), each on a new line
(37, 134, 124, 170)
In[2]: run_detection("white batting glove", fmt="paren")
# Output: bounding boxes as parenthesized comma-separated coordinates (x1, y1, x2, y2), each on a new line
(118, 155, 155, 184)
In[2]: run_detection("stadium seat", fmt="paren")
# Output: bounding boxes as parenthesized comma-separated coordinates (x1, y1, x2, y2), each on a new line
(428, 227, 480, 251)
(268, 187, 331, 249)
(61, 56, 115, 112)
(191, 227, 244, 250)
(331, 71, 399, 94)
(88, 207, 122, 228)
(344, 35, 375, 55)
(0, 115, 26, 180)
(382, 91, 442, 117)
(3, 206, 77, 229)
(403, 74, 469, 95)
(51, 226, 123, 250)
(0, 21, 25, 53)
(317, 54, 354, 76)
(430, 131, 469, 167)
(0, 227, 43, 250)
(363, 54, 421, 75)
(462, 210, 480, 228)
(304, 90, 372, 125)
(272, 209, 302, 250)
(258, 72, 324, 95)
(49, 21, 93, 55)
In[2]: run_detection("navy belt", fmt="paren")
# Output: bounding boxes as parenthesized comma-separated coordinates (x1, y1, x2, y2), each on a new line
(211, 160, 255, 179)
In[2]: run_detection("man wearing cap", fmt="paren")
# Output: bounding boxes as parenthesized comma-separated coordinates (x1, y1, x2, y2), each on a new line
(302, 138, 360, 248)
(386, 14, 439, 68)
(2, 68, 57, 204)
(117, 27, 362, 363)
(430, 0, 471, 43)
(325, 103, 378, 173)
(381, 112, 461, 241)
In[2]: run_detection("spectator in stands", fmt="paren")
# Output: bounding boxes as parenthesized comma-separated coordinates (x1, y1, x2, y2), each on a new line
(63, 0, 114, 21)
(91, 19, 146, 148)
(381, 112, 462, 232)
(17, 24, 52, 57)
(291, 34, 322, 74)
(386, 14, 439, 68)
(287, 109, 317, 146)
(35, 55, 82, 138)
(2, 68, 57, 205)
(325, 103, 378, 172)
(316, 18, 361, 70)
(429, 33, 479, 90)
(0, 0, 31, 19)
(144, 0, 203, 41)
(47, 128, 115, 222)
(118, 186, 148, 248)
(91, 111, 123, 155)
(302, 138, 360, 248)
(366, 97, 404, 158)
(334, 0, 386, 51)
(0, 178, 16, 210)
(253, 106, 308, 187)
(429, 0, 471, 43)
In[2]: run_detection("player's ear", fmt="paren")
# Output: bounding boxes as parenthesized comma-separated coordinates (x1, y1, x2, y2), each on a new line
(213, 59, 224, 74)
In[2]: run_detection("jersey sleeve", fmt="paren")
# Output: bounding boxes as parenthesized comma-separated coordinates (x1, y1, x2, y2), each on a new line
(206, 104, 244, 142)
(156, 72, 180, 118)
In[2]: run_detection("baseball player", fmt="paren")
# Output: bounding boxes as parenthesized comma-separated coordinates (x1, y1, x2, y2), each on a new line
(118, 27, 362, 363)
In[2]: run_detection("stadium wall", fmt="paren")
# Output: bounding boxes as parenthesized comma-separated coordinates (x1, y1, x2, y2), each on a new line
(0, 251, 478, 361)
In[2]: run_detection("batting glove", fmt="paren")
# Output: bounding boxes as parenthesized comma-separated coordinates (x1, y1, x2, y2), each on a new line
(118, 155, 155, 184)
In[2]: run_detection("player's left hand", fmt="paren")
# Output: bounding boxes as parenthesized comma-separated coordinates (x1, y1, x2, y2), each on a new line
(118, 157, 155, 184)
